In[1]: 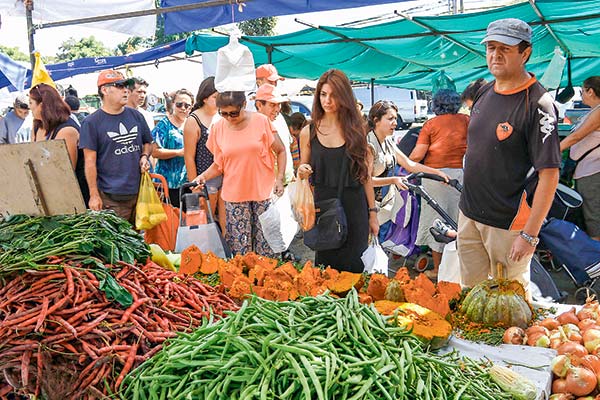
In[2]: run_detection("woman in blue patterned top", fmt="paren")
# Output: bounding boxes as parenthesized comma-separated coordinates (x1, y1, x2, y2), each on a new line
(151, 88, 194, 207)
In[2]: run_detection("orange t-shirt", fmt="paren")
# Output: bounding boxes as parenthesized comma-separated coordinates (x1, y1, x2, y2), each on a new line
(416, 113, 469, 169)
(207, 112, 276, 202)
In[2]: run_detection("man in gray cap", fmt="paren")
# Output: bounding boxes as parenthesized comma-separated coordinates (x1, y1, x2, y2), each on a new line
(457, 18, 561, 297)
(0, 94, 32, 144)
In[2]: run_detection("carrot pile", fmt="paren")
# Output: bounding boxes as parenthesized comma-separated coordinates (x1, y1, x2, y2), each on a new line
(0, 258, 238, 400)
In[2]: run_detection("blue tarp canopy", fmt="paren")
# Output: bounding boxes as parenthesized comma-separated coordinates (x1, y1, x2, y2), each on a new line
(160, 0, 413, 35)
(185, 0, 600, 91)
(0, 39, 186, 91)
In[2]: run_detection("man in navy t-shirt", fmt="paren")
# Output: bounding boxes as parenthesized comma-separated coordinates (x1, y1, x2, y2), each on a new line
(80, 69, 154, 223)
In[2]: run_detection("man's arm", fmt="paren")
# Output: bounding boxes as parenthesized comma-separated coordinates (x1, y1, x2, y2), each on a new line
(510, 168, 559, 261)
(0, 119, 8, 144)
(140, 143, 154, 172)
(84, 149, 102, 210)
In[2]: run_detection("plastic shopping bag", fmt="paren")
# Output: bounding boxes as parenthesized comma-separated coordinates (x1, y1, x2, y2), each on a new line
(438, 241, 462, 285)
(361, 237, 389, 275)
(259, 189, 299, 253)
(135, 172, 167, 230)
(288, 178, 315, 231)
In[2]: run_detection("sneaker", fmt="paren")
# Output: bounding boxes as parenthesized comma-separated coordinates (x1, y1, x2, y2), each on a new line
(433, 219, 452, 236)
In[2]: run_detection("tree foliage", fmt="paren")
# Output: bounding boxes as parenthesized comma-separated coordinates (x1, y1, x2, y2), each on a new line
(56, 36, 111, 62)
(0, 45, 29, 62)
(115, 37, 153, 55)
(237, 17, 278, 36)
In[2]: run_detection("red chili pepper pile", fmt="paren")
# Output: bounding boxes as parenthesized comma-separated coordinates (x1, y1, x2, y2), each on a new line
(0, 259, 238, 400)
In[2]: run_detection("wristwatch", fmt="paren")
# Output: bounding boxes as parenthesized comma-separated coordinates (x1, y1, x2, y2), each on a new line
(368, 206, 379, 213)
(519, 231, 539, 247)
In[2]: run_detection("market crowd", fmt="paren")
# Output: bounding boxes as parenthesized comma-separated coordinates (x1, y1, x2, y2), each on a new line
(3, 17, 600, 295)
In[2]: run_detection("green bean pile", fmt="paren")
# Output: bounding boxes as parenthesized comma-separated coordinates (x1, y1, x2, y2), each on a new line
(121, 292, 513, 400)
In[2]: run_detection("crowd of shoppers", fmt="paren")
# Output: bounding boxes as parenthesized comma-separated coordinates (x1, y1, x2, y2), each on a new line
(3, 18, 597, 291)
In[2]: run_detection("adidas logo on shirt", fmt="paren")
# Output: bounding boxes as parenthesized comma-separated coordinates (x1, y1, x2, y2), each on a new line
(107, 123, 141, 155)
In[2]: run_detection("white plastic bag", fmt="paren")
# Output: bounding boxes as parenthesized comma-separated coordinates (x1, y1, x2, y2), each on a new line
(438, 241, 462, 285)
(361, 237, 389, 275)
(259, 189, 299, 253)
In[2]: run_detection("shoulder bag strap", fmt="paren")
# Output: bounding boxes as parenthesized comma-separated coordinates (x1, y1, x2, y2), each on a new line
(336, 153, 348, 199)
(574, 142, 600, 163)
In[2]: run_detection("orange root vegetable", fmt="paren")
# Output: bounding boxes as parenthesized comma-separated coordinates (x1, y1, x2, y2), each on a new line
(179, 245, 202, 275)
(540, 318, 561, 331)
(557, 342, 588, 357)
(557, 307, 580, 326)
(565, 366, 597, 396)
(551, 354, 571, 378)
(503, 326, 526, 345)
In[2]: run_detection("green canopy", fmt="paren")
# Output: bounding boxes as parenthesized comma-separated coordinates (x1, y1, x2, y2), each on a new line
(186, 0, 600, 91)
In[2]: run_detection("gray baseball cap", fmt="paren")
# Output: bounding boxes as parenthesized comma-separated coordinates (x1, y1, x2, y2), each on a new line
(481, 18, 532, 46)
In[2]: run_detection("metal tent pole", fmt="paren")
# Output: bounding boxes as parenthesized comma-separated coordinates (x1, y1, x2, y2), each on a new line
(26, 0, 35, 69)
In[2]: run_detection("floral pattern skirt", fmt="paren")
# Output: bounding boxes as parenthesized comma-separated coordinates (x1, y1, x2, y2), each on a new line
(224, 199, 275, 258)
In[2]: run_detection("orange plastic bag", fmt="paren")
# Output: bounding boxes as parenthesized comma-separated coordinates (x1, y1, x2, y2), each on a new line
(288, 178, 315, 231)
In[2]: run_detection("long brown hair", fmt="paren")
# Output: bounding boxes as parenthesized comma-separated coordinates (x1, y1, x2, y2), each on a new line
(29, 84, 71, 135)
(311, 69, 369, 183)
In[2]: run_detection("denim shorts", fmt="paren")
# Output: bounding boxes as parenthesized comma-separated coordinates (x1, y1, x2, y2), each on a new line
(205, 175, 223, 195)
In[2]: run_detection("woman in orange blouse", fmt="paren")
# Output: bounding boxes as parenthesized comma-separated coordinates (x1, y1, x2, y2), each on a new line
(193, 91, 286, 257)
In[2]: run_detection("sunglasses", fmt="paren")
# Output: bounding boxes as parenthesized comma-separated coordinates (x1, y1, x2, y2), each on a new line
(175, 102, 192, 109)
(218, 108, 241, 118)
(104, 82, 128, 89)
(372, 100, 396, 114)
(17, 103, 29, 110)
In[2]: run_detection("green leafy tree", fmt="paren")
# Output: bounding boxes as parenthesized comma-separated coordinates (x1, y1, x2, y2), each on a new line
(0, 45, 29, 62)
(237, 17, 277, 36)
(56, 36, 111, 62)
(115, 37, 153, 55)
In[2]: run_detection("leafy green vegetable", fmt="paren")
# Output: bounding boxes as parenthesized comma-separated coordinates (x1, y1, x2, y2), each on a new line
(0, 211, 150, 277)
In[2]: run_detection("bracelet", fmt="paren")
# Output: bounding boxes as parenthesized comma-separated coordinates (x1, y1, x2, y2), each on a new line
(140, 153, 149, 159)
(368, 206, 379, 213)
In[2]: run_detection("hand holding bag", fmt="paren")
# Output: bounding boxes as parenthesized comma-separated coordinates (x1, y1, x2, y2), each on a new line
(361, 236, 389, 275)
(304, 156, 348, 251)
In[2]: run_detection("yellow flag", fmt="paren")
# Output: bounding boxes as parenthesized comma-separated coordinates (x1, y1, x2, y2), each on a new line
(31, 52, 56, 88)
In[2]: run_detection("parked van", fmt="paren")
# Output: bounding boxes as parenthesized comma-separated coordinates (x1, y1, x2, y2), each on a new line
(288, 95, 314, 117)
(352, 85, 429, 129)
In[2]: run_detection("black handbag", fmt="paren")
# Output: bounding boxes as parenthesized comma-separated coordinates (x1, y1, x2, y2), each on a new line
(304, 156, 348, 251)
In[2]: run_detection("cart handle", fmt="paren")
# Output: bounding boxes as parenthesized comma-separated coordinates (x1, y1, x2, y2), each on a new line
(405, 172, 463, 192)
(148, 173, 170, 201)
(179, 181, 209, 199)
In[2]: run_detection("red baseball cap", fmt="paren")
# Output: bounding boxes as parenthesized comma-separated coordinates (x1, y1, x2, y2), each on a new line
(255, 84, 289, 103)
(97, 69, 133, 87)
(256, 64, 284, 81)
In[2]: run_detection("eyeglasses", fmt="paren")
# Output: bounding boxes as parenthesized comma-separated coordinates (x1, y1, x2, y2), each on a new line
(17, 103, 30, 110)
(175, 102, 192, 109)
(218, 108, 241, 118)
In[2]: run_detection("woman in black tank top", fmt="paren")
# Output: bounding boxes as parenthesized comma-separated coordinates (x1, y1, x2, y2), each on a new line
(29, 84, 89, 206)
(183, 77, 226, 230)
(297, 70, 378, 273)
